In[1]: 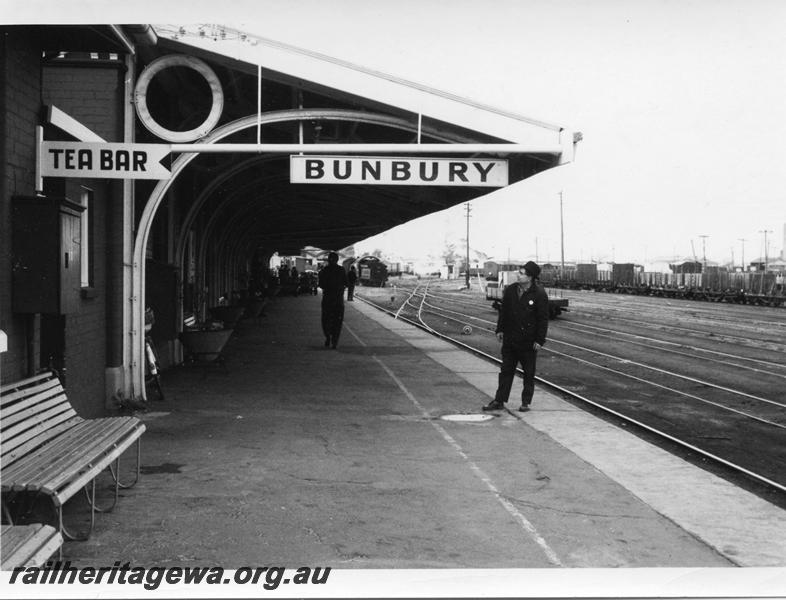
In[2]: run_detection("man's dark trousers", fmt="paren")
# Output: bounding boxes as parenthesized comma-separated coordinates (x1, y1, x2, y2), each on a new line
(494, 343, 537, 406)
(321, 300, 344, 345)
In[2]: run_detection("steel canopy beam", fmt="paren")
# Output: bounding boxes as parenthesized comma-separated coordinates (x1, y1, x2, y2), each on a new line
(169, 143, 562, 154)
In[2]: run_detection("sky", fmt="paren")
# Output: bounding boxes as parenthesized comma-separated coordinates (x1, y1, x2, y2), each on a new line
(5, 0, 786, 267)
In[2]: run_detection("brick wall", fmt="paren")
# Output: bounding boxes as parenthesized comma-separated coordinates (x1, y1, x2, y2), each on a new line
(41, 62, 124, 417)
(1, 35, 126, 417)
(0, 30, 42, 382)
(42, 62, 123, 141)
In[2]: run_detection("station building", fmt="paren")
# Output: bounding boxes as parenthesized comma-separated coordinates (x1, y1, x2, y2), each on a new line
(0, 24, 579, 413)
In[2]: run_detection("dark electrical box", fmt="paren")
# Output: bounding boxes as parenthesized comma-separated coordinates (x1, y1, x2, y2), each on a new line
(12, 195, 84, 314)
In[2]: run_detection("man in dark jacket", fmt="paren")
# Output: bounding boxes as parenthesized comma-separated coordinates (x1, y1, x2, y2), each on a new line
(483, 261, 549, 412)
(346, 265, 358, 301)
(318, 252, 348, 349)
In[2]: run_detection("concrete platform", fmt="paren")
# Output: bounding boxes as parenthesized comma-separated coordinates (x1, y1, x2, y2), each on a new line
(63, 294, 786, 569)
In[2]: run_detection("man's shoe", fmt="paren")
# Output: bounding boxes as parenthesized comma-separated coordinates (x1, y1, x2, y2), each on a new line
(482, 400, 505, 411)
(518, 404, 531, 412)
(324, 337, 331, 347)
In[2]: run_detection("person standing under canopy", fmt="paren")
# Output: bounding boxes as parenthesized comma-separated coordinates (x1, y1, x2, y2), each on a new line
(318, 252, 348, 349)
(347, 265, 358, 301)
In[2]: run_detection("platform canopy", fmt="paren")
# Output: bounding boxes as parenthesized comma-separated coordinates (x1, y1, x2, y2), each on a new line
(122, 23, 579, 257)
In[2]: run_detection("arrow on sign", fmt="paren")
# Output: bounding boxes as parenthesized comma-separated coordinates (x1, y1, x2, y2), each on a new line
(40, 141, 172, 180)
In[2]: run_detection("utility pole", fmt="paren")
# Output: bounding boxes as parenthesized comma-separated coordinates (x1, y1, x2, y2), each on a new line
(559, 190, 565, 273)
(464, 202, 471, 289)
(738, 238, 747, 271)
(699, 234, 709, 271)
(759, 229, 773, 272)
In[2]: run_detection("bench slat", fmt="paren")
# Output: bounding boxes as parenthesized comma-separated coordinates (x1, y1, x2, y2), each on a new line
(2, 394, 76, 437)
(2, 382, 69, 421)
(53, 425, 145, 504)
(2, 392, 73, 429)
(1, 417, 82, 467)
(0, 372, 59, 396)
(5, 419, 144, 491)
(1, 524, 63, 570)
(3, 421, 145, 506)
(1, 370, 145, 519)
(0, 377, 63, 414)
(7, 422, 145, 502)
(1, 405, 80, 460)
(3, 417, 134, 480)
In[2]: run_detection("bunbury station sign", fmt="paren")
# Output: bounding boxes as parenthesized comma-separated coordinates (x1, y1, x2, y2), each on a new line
(38, 140, 511, 187)
(290, 155, 507, 187)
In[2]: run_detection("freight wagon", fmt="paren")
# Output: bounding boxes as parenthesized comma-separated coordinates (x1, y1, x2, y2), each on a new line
(385, 261, 403, 276)
(545, 263, 785, 306)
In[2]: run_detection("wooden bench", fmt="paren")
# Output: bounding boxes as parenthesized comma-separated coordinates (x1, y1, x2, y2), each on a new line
(1, 371, 146, 540)
(1, 524, 62, 569)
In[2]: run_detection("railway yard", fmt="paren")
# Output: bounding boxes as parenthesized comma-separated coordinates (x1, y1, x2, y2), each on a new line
(355, 277, 786, 510)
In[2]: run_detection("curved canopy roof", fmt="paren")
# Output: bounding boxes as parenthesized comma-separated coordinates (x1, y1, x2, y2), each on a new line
(126, 24, 579, 257)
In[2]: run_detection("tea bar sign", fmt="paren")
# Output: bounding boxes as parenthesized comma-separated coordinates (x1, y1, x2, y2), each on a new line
(290, 155, 508, 187)
(40, 141, 172, 180)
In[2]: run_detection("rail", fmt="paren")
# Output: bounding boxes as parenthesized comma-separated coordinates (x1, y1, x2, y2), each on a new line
(355, 286, 786, 497)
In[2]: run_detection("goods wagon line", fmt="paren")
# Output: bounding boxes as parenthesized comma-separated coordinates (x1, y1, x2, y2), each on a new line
(542, 271, 785, 307)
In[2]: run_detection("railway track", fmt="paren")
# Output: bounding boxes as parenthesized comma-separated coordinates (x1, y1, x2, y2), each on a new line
(356, 278, 786, 508)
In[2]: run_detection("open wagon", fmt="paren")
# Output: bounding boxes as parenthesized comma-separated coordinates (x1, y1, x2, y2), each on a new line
(486, 272, 569, 319)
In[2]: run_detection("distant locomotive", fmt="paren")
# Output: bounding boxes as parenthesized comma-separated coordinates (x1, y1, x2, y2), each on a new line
(356, 256, 389, 287)
(486, 271, 569, 319)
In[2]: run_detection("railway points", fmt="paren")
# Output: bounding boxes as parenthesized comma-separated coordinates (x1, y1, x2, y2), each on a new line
(352, 297, 786, 567)
(356, 278, 786, 502)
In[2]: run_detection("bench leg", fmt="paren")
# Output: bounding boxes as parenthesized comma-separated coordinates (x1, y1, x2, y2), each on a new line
(85, 438, 143, 513)
(109, 437, 142, 489)
(55, 452, 139, 541)
(2, 500, 14, 525)
(58, 482, 96, 542)
(61, 474, 113, 541)
(82, 472, 118, 514)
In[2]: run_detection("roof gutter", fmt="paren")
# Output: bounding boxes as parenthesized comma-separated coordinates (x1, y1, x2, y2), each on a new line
(119, 24, 159, 52)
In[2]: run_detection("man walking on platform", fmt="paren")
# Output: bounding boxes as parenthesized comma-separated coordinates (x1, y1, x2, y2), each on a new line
(483, 261, 549, 412)
(318, 252, 348, 349)
(347, 265, 358, 301)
